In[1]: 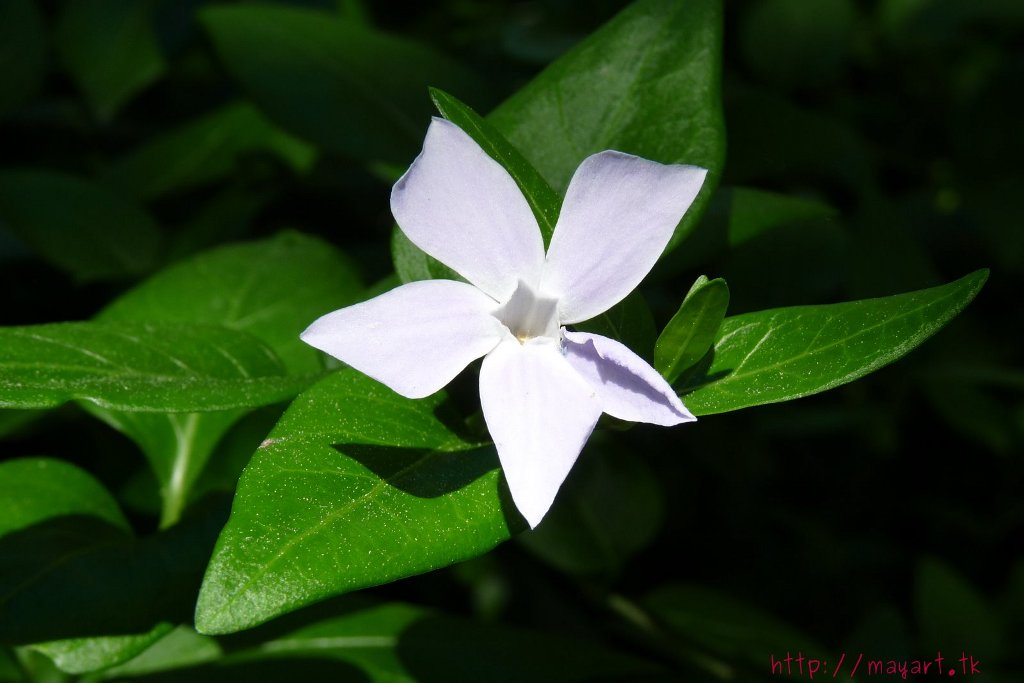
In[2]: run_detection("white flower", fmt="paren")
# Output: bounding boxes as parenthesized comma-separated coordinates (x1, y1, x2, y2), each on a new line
(301, 118, 706, 528)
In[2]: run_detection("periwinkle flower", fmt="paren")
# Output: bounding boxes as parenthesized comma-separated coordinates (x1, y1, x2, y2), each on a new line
(302, 118, 707, 527)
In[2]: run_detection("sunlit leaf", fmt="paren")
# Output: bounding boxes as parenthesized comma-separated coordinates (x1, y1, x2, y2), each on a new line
(195, 370, 521, 634)
(33, 625, 173, 675)
(655, 275, 729, 384)
(489, 0, 725, 251)
(0, 322, 312, 412)
(682, 270, 988, 414)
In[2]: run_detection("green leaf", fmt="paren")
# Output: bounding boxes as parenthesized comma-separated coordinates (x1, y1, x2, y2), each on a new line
(517, 449, 663, 578)
(430, 88, 561, 247)
(488, 0, 725, 251)
(0, 458, 129, 536)
(95, 627, 221, 678)
(101, 103, 316, 201)
(391, 226, 463, 285)
(195, 369, 521, 634)
(915, 558, 1003, 661)
(32, 624, 173, 675)
(655, 276, 730, 384)
(201, 4, 480, 163)
(90, 233, 364, 527)
(682, 270, 989, 415)
(0, 496, 229, 645)
(644, 583, 823, 670)
(0, 0, 46, 117)
(0, 322, 312, 412)
(54, 0, 166, 120)
(0, 170, 162, 282)
(574, 291, 657, 361)
(726, 187, 837, 248)
(98, 232, 363, 375)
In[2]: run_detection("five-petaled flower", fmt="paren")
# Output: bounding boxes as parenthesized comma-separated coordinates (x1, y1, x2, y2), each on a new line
(301, 118, 707, 528)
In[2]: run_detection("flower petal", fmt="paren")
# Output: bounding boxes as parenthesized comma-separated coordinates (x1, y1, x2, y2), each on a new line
(479, 339, 602, 528)
(563, 331, 695, 426)
(300, 280, 504, 399)
(391, 118, 545, 302)
(542, 152, 707, 324)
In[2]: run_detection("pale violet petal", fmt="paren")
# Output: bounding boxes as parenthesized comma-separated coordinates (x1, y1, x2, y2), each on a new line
(542, 152, 707, 324)
(479, 338, 602, 528)
(563, 331, 695, 426)
(300, 280, 504, 399)
(391, 118, 545, 302)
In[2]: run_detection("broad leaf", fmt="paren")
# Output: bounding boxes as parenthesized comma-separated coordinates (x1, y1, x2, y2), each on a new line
(517, 449, 663, 579)
(915, 558, 1003, 661)
(0, 0, 45, 117)
(430, 88, 560, 246)
(54, 0, 165, 120)
(195, 370, 522, 634)
(0, 170, 162, 282)
(201, 4, 480, 163)
(682, 270, 988, 415)
(91, 233, 363, 526)
(488, 0, 725, 251)
(655, 275, 729, 384)
(0, 458, 128, 536)
(0, 322, 311, 412)
(33, 624, 173, 675)
(644, 583, 823, 669)
(102, 103, 316, 200)
(575, 291, 657, 361)
(0, 496, 229, 645)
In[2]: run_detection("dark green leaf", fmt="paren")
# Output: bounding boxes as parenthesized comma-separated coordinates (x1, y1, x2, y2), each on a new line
(0, 0, 46, 117)
(644, 583, 823, 670)
(195, 369, 521, 634)
(726, 187, 837, 248)
(915, 558, 1003, 661)
(0, 170, 162, 282)
(0, 496, 230, 644)
(0, 458, 128, 536)
(574, 291, 657, 362)
(430, 88, 560, 247)
(54, 0, 165, 120)
(101, 103, 315, 200)
(92, 233, 362, 526)
(518, 449, 663, 578)
(201, 4, 480, 163)
(0, 322, 312, 412)
(655, 276, 729, 384)
(682, 270, 988, 415)
(488, 0, 725, 251)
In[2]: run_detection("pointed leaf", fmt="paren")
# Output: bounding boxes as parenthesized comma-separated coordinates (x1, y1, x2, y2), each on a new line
(682, 270, 988, 415)
(0, 322, 312, 412)
(195, 369, 522, 635)
(655, 275, 730, 384)
(430, 88, 560, 247)
(0, 170, 162, 282)
(54, 0, 165, 120)
(488, 0, 725, 251)
(101, 103, 315, 200)
(201, 4, 480, 163)
(33, 624, 173, 675)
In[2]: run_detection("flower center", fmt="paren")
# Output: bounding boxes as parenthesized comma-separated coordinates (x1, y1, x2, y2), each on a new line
(494, 280, 560, 343)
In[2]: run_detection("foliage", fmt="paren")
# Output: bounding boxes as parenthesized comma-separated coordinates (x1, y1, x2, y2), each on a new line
(0, 0, 1019, 681)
